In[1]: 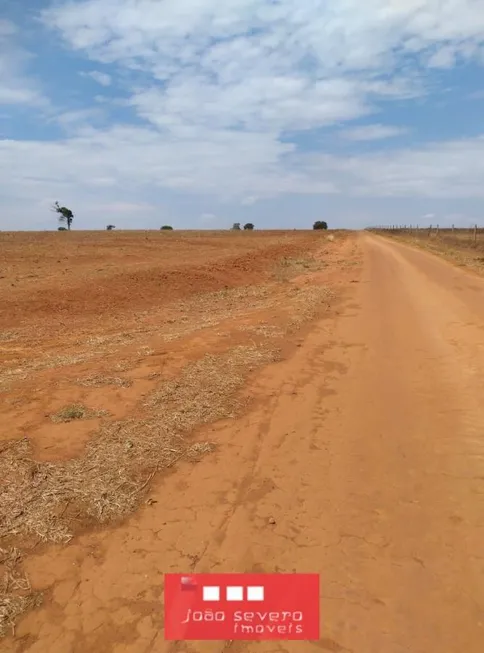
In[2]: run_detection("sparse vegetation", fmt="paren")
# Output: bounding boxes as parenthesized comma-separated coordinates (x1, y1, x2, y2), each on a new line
(106, 225, 116, 231)
(0, 547, 42, 637)
(374, 226, 484, 275)
(0, 229, 351, 636)
(52, 202, 74, 231)
(232, 222, 241, 230)
(76, 374, 132, 388)
(50, 404, 108, 423)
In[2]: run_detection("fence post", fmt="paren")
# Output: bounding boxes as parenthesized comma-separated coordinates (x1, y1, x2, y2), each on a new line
(475, 224, 478, 245)
(429, 224, 432, 237)
(452, 224, 455, 234)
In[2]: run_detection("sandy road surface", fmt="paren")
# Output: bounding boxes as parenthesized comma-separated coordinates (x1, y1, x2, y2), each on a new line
(6, 234, 484, 652)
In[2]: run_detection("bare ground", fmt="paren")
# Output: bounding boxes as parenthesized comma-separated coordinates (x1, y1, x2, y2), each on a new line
(0, 230, 356, 639)
(3, 231, 484, 652)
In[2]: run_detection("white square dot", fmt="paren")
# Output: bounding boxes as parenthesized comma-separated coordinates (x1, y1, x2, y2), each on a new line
(247, 586, 264, 601)
(226, 586, 244, 601)
(203, 586, 220, 601)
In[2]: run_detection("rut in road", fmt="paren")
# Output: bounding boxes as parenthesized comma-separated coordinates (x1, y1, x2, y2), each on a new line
(4, 234, 484, 653)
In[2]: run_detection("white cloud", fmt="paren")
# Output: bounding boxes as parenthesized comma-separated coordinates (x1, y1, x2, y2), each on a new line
(55, 108, 105, 130)
(81, 70, 112, 86)
(42, 0, 484, 74)
(2, 129, 484, 216)
(0, 20, 46, 107)
(314, 136, 484, 198)
(427, 45, 458, 68)
(2, 1, 484, 228)
(342, 124, 410, 141)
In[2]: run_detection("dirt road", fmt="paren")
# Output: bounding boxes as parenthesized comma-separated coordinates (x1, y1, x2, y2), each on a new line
(6, 234, 484, 652)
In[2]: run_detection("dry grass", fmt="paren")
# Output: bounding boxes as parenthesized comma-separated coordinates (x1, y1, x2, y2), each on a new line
(286, 285, 335, 332)
(50, 404, 109, 423)
(241, 324, 285, 338)
(273, 256, 324, 282)
(0, 332, 20, 344)
(76, 374, 133, 388)
(2, 341, 273, 632)
(0, 547, 42, 637)
(0, 345, 278, 548)
(160, 285, 275, 342)
(376, 230, 484, 274)
(0, 285, 277, 392)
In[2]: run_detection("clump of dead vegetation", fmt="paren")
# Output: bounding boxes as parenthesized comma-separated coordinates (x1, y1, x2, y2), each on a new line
(274, 255, 324, 282)
(286, 286, 334, 331)
(50, 404, 109, 423)
(76, 374, 132, 388)
(0, 547, 41, 637)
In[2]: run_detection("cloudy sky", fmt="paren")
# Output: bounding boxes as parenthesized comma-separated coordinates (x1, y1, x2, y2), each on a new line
(1, 0, 484, 230)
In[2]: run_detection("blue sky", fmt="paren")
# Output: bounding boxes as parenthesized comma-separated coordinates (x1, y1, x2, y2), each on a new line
(1, 0, 484, 230)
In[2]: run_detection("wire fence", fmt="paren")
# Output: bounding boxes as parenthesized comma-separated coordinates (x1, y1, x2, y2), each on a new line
(367, 224, 484, 250)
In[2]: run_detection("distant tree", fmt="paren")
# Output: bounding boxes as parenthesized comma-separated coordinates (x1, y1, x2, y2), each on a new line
(232, 223, 241, 230)
(313, 221, 328, 230)
(160, 225, 174, 230)
(58, 227, 67, 231)
(53, 201, 74, 230)
(106, 224, 116, 231)
(243, 223, 255, 230)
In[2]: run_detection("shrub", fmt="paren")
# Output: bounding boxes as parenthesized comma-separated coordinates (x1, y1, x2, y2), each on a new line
(313, 221, 328, 230)
(161, 225, 174, 230)
(244, 223, 255, 230)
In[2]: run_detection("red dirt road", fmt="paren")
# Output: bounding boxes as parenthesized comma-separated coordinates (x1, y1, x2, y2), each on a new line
(5, 234, 484, 652)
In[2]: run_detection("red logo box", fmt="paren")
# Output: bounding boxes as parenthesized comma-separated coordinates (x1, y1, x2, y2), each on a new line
(164, 573, 319, 641)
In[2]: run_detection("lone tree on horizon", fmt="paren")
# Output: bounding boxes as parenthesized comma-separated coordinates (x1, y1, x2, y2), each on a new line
(53, 201, 74, 230)
(244, 223, 255, 230)
(313, 220, 328, 230)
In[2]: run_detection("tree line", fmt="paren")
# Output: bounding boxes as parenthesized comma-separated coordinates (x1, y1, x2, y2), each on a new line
(53, 203, 328, 231)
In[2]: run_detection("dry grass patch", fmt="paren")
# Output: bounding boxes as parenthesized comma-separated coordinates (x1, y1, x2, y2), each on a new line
(0, 331, 20, 344)
(50, 404, 109, 423)
(76, 374, 132, 388)
(0, 547, 41, 637)
(241, 324, 285, 339)
(286, 286, 335, 332)
(0, 345, 278, 549)
(380, 232, 484, 275)
(274, 256, 324, 282)
(160, 285, 275, 342)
